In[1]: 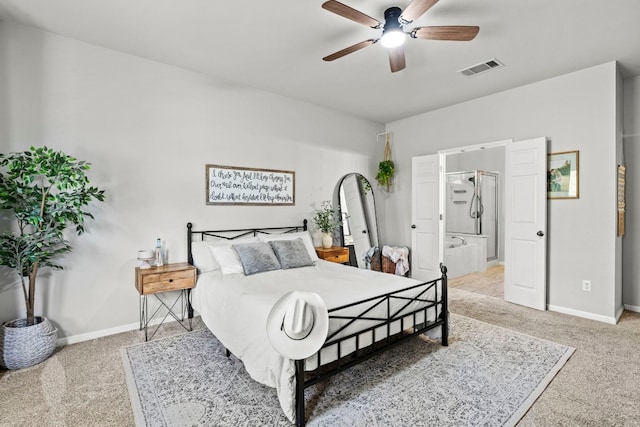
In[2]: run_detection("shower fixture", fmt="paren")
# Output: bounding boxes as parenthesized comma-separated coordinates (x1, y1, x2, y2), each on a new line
(468, 174, 483, 220)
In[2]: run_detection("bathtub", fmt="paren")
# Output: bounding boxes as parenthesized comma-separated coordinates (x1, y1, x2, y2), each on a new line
(443, 233, 487, 279)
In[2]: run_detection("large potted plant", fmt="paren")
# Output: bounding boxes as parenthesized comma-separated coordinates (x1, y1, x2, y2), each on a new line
(0, 146, 105, 369)
(313, 200, 338, 249)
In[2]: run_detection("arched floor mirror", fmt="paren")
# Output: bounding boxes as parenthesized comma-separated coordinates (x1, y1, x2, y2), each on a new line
(337, 173, 379, 268)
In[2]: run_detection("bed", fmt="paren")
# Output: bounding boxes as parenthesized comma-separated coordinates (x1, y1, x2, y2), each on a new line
(186, 221, 448, 426)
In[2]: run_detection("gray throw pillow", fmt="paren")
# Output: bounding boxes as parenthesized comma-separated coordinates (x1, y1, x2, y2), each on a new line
(233, 242, 281, 275)
(269, 238, 314, 269)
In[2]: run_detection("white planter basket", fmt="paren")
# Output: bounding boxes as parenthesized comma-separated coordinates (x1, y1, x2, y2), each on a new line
(0, 317, 57, 370)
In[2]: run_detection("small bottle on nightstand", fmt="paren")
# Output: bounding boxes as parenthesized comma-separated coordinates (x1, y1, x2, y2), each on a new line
(155, 238, 164, 266)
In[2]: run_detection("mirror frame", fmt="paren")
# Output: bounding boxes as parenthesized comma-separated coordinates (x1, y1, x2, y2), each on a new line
(336, 173, 380, 268)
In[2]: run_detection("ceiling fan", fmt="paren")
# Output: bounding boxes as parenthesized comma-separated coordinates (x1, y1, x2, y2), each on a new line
(322, 0, 479, 72)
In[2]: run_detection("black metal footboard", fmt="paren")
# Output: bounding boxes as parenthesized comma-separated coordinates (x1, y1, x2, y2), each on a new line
(294, 264, 449, 427)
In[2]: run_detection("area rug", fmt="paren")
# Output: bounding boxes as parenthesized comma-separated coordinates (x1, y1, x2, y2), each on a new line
(121, 314, 574, 427)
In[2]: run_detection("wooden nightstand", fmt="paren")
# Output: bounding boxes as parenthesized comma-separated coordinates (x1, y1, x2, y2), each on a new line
(135, 262, 196, 341)
(315, 246, 350, 264)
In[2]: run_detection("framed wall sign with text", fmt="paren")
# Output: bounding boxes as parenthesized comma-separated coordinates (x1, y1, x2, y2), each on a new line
(206, 164, 295, 206)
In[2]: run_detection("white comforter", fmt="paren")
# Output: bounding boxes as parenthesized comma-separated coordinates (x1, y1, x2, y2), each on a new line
(191, 260, 439, 423)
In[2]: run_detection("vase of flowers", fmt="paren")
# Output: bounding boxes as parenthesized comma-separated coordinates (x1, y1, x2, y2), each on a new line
(313, 200, 338, 249)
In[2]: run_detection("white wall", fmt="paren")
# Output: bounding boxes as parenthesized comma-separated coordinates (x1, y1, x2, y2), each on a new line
(383, 62, 621, 322)
(0, 21, 384, 340)
(623, 75, 640, 311)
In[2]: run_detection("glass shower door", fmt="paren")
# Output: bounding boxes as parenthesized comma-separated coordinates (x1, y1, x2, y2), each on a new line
(479, 171, 498, 261)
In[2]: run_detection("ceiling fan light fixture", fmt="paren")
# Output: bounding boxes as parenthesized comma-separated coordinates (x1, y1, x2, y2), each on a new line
(380, 6, 405, 48)
(321, 1, 480, 72)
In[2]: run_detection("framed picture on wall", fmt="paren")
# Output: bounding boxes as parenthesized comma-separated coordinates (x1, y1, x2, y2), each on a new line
(547, 150, 579, 199)
(205, 164, 295, 205)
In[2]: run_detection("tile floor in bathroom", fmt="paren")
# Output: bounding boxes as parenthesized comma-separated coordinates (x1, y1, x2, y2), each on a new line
(448, 264, 504, 299)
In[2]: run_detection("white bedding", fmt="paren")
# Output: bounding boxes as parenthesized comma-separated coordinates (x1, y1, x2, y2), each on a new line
(191, 259, 441, 422)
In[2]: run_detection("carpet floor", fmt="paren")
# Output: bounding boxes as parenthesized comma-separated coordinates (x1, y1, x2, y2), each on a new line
(0, 288, 638, 426)
(121, 314, 573, 426)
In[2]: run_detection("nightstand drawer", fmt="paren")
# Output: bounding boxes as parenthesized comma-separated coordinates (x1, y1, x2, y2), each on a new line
(328, 252, 349, 263)
(141, 270, 195, 294)
(135, 262, 196, 295)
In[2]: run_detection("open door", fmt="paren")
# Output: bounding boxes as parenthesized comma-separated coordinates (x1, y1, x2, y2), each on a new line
(504, 137, 547, 310)
(411, 155, 440, 281)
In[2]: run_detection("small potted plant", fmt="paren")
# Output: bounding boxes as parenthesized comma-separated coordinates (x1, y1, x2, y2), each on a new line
(0, 146, 105, 369)
(376, 159, 394, 191)
(313, 200, 338, 248)
(376, 135, 395, 191)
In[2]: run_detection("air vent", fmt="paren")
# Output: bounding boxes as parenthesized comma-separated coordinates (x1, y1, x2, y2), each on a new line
(458, 58, 504, 77)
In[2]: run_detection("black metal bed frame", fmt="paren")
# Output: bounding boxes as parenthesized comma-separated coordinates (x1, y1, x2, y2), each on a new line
(186, 221, 448, 427)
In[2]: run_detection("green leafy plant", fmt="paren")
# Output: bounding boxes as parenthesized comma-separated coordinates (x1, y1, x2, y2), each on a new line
(360, 176, 372, 195)
(376, 160, 395, 191)
(313, 200, 338, 233)
(0, 146, 105, 325)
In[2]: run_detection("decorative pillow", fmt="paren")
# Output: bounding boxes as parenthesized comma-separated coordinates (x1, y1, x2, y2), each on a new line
(259, 231, 319, 262)
(269, 239, 314, 269)
(208, 237, 259, 275)
(233, 242, 281, 276)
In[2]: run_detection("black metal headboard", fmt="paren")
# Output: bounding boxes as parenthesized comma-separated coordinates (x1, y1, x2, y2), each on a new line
(186, 220, 308, 266)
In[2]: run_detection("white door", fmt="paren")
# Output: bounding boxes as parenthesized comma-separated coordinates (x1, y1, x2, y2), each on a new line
(341, 175, 371, 267)
(411, 155, 441, 281)
(504, 137, 547, 310)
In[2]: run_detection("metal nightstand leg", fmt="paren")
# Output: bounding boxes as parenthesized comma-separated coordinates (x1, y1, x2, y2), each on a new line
(139, 290, 193, 341)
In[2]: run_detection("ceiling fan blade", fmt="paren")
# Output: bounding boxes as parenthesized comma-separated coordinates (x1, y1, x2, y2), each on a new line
(388, 47, 406, 73)
(323, 39, 378, 62)
(400, 0, 439, 24)
(322, 1, 382, 28)
(411, 26, 480, 41)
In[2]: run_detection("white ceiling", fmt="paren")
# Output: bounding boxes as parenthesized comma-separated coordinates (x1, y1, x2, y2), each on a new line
(1, 0, 639, 123)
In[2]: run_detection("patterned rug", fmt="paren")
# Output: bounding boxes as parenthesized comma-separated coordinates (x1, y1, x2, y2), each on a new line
(121, 314, 574, 426)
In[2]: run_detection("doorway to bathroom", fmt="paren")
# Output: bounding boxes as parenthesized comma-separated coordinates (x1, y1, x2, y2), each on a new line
(411, 137, 547, 309)
(411, 137, 548, 310)
(442, 143, 506, 299)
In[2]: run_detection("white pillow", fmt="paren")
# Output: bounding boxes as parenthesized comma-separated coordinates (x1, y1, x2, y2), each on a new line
(259, 231, 319, 261)
(191, 240, 223, 273)
(191, 236, 258, 273)
(209, 236, 260, 275)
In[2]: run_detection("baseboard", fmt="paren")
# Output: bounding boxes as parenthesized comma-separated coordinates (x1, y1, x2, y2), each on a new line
(55, 315, 194, 347)
(547, 305, 618, 325)
(624, 304, 640, 313)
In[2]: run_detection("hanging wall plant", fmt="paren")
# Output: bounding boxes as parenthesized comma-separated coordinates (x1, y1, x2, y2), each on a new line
(376, 133, 394, 191)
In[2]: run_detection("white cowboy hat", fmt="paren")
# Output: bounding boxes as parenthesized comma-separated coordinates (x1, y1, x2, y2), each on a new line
(267, 291, 329, 360)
